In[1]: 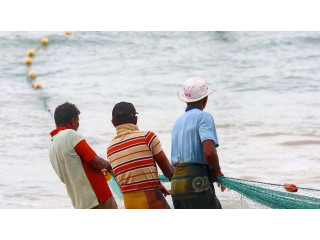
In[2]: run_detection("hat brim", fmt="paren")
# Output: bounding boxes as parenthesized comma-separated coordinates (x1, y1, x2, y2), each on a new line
(177, 89, 215, 103)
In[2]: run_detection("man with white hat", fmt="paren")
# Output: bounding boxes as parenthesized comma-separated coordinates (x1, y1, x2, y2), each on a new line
(171, 77, 224, 209)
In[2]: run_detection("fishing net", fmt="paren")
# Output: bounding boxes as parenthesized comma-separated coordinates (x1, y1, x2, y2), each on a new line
(215, 176, 320, 209)
(108, 175, 320, 209)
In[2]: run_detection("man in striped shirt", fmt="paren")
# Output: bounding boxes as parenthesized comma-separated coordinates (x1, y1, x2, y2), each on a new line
(107, 102, 174, 209)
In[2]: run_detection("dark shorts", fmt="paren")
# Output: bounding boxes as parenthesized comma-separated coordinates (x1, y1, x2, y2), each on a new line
(171, 163, 222, 209)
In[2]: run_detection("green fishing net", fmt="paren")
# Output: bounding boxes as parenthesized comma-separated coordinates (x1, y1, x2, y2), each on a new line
(108, 174, 320, 209)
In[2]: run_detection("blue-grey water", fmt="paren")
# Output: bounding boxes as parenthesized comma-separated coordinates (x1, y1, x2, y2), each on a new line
(0, 31, 319, 208)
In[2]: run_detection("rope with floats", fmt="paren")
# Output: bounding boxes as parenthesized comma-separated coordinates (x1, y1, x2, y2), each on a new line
(23, 31, 73, 117)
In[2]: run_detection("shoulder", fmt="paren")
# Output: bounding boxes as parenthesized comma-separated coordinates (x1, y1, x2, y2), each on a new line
(65, 129, 84, 142)
(136, 130, 156, 138)
(65, 129, 82, 137)
(185, 109, 212, 120)
(199, 111, 214, 121)
(108, 133, 125, 148)
(144, 131, 160, 145)
(144, 130, 158, 139)
(197, 111, 215, 127)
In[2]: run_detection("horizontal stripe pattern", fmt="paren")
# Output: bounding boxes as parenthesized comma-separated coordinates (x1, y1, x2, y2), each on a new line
(107, 124, 163, 193)
(113, 157, 155, 176)
(108, 136, 146, 156)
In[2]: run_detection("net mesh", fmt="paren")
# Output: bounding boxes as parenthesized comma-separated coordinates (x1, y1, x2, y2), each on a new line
(215, 176, 320, 209)
(108, 174, 320, 209)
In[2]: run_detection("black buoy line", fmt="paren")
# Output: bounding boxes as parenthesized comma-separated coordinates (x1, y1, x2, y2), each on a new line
(24, 31, 73, 118)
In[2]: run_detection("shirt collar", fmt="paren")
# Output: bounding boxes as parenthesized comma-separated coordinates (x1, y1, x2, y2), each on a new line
(50, 127, 68, 137)
(115, 123, 139, 136)
(185, 106, 203, 112)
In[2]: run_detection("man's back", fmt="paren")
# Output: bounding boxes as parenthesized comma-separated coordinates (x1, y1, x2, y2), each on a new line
(49, 129, 99, 209)
(50, 129, 82, 182)
(171, 108, 219, 166)
(107, 124, 162, 193)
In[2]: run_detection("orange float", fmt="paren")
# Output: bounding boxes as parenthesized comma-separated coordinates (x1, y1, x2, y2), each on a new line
(284, 183, 298, 192)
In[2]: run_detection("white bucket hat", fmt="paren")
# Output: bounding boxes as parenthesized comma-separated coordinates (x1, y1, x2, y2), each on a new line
(178, 77, 215, 103)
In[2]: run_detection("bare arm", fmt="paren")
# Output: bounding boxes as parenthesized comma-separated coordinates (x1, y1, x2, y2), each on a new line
(89, 156, 112, 171)
(160, 183, 171, 196)
(153, 150, 174, 180)
(202, 139, 224, 178)
(202, 139, 225, 191)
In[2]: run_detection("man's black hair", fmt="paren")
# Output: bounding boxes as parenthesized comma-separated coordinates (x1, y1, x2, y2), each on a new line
(54, 102, 80, 127)
(112, 102, 137, 126)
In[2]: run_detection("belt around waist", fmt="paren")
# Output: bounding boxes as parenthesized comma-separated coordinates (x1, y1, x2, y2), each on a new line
(174, 163, 209, 169)
(172, 163, 210, 181)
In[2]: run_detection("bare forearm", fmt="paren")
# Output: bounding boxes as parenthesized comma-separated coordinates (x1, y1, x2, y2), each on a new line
(162, 165, 174, 180)
(89, 156, 111, 171)
(154, 151, 174, 180)
(160, 183, 171, 196)
(203, 140, 221, 172)
(207, 149, 221, 172)
(206, 149, 224, 181)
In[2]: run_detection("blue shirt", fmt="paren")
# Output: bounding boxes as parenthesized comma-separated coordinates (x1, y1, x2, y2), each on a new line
(171, 107, 219, 166)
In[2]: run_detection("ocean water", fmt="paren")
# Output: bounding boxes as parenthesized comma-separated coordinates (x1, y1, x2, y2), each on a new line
(0, 31, 319, 208)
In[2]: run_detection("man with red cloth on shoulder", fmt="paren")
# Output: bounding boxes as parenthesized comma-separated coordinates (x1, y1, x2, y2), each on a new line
(49, 102, 117, 209)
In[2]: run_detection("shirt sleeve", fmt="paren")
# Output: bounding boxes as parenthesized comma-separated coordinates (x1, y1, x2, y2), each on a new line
(198, 112, 219, 148)
(145, 131, 163, 155)
(74, 139, 97, 162)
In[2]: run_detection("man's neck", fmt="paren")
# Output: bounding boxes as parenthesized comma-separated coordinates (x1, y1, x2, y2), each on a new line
(58, 124, 75, 131)
(185, 105, 203, 112)
(187, 103, 203, 110)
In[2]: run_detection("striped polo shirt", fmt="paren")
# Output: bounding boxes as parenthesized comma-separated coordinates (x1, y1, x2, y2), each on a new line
(107, 123, 163, 193)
